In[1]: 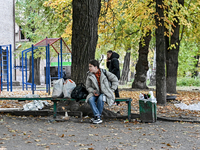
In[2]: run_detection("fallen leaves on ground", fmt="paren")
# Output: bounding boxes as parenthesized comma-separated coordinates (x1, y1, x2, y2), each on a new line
(0, 90, 199, 118)
(0, 91, 52, 108)
(107, 90, 200, 118)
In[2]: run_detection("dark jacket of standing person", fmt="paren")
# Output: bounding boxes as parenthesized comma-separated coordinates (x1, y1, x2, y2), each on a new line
(106, 52, 120, 80)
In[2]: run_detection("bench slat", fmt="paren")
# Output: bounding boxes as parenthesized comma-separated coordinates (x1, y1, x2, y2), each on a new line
(0, 97, 132, 121)
(0, 97, 52, 100)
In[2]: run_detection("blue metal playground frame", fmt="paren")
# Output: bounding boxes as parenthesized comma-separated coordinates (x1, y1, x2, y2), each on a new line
(21, 38, 69, 94)
(0, 44, 12, 92)
(21, 47, 37, 91)
(21, 44, 50, 94)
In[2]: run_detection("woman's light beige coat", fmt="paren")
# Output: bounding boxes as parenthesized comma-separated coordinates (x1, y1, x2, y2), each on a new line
(85, 69, 118, 106)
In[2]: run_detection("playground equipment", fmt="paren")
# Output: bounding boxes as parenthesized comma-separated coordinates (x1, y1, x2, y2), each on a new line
(0, 44, 12, 92)
(0, 38, 71, 94)
(21, 47, 38, 91)
(21, 37, 71, 94)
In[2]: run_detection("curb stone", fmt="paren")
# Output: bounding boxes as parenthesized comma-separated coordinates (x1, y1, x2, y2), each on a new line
(0, 110, 200, 123)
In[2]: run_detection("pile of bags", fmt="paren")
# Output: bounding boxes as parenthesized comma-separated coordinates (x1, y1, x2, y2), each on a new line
(23, 94, 50, 111)
(52, 78, 76, 98)
(23, 100, 49, 111)
(23, 79, 88, 111)
(52, 79, 88, 100)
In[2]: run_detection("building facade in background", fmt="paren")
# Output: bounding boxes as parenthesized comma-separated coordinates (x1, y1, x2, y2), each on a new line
(0, 0, 14, 47)
(0, 0, 15, 85)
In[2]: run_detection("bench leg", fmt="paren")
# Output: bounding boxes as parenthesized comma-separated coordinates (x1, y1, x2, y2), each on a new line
(53, 101, 57, 119)
(127, 99, 131, 121)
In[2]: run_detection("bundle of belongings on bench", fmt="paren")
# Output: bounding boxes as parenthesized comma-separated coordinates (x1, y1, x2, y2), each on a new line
(52, 78, 88, 101)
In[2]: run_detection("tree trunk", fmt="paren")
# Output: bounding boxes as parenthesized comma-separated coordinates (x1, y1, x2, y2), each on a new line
(71, 0, 101, 83)
(166, 44, 179, 94)
(130, 61, 135, 81)
(120, 50, 130, 85)
(166, 0, 184, 94)
(192, 55, 199, 78)
(156, 0, 166, 105)
(28, 56, 41, 85)
(149, 48, 156, 86)
(132, 31, 151, 89)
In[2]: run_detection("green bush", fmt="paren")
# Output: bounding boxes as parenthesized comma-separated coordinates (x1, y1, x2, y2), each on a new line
(177, 77, 200, 86)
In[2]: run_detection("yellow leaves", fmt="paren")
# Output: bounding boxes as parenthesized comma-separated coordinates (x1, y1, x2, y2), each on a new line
(89, 125, 98, 129)
(64, 25, 72, 34)
(167, 143, 172, 146)
(0, 138, 9, 141)
(60, 134, 64, 138)
(50, 143, 58, 145)
(99, 0, 157, 46)
(25, 141, 32, 143)
(34, 139, 41, 142)
(89, 134, 94, 136)
(44, 0, 72, 41)
(44, 0, 71, 9)
(9, 130, 16, 133)
(157, 4, 163, 9)
(161, 142, 172, 147)
(161, 128, 167, 132)
(36, 143, 47, 146)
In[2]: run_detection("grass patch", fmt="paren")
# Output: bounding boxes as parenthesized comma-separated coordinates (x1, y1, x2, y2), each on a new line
(177, 77, 200, 86)
(119, 77, 200, 88)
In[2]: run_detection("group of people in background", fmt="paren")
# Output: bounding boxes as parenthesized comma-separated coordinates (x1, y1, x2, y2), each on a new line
(86, 50, 120, 124)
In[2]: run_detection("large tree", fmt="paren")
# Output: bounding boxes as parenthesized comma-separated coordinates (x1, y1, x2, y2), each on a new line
(156, 0, 166, 105)
(132, 31, 152, 89)
(120, 49, 131, 85)
(71, 0, 101, 83)
(165, 0, 184, 94)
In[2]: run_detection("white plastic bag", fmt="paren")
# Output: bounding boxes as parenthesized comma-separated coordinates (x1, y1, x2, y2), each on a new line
(63, 79, 76, 98)
(34, 100, 44, 110)
(23, 100, 50, 111)
(52, 78, 64, 98)
(139, 91, 157, 103)
(174, 102, 200, 111)
(23, 102, 38, 111)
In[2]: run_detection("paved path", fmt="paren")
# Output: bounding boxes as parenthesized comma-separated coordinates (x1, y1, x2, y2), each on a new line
(0, 115, 200, 150)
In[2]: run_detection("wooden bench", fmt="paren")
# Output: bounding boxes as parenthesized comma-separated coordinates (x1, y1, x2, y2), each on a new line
(0, 97, 132, 121)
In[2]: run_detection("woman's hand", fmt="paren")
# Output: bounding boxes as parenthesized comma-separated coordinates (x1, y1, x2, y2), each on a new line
(94, 90, 99, 96)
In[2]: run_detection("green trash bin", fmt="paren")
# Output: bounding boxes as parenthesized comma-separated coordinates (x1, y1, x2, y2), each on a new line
(139, 99, 157, 123)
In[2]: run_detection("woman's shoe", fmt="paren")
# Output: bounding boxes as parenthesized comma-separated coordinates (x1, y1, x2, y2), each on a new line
(93, 116, 103, 124)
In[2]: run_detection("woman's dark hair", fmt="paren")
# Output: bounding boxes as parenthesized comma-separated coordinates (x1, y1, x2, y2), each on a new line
(89, 59, 99, 69)
(107, 50, 113, 53)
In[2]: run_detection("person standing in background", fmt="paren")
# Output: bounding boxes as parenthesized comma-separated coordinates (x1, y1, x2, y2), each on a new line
(107, 50, 120, 105)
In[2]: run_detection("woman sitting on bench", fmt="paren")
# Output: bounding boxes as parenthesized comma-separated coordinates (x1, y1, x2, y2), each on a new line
(86, 59, 118, 124)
